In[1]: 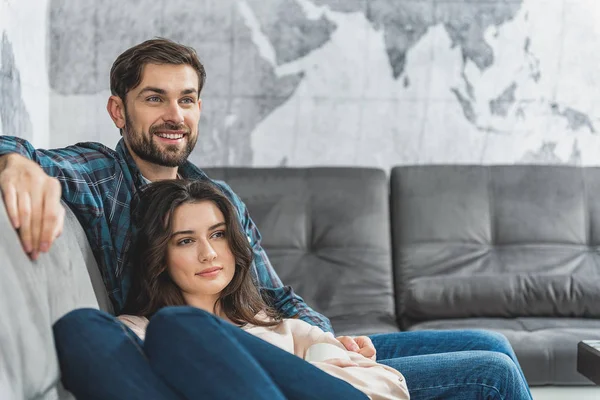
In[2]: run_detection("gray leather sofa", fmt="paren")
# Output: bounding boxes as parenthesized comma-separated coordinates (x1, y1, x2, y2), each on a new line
(2, 165, 600, 399)
(389, 166, 600, 387)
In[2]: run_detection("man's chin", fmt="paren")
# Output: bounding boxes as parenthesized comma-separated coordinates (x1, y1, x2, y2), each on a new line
(158, 153, 189, 168)
(136, 152, 187, 168)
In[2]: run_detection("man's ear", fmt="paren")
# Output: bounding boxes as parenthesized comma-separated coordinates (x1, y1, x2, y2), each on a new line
(107, 95, 126, 129)
(198, 98, 203, 113)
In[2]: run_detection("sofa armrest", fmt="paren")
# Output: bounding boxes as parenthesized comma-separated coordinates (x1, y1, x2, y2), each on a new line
(0, 197, 100, 399)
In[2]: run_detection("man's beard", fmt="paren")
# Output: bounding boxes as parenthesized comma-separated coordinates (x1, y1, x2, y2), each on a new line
(123, 113, 197, 168)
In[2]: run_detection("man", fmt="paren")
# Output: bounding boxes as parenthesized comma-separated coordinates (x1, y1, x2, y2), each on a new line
(0, 38, 531, 398)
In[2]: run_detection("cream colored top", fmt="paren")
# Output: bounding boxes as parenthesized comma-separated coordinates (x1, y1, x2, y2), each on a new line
(118, 314, 409, 400)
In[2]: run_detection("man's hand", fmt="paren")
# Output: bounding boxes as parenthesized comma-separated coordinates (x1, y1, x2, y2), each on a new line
(0, 154, 65, 260)
(336, 335, 377, 361)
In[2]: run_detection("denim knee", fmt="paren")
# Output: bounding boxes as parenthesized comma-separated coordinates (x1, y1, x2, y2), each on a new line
(146, 306, 215, 341)
(462, 329, 513, 353)
(53, 308, 124, 379)
(150, 306, 213, 325)
(53, 308, 114, 338)
(461, 351, 525, 399)
(483, 351, 518, 375)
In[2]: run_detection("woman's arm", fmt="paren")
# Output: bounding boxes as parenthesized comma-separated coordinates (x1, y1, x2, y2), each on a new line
(285, 319, 410, 400)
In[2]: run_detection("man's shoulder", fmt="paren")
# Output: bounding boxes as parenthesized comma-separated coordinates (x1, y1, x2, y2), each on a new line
(206, 177, 234, 194)
(205, 177, 245, 208)
(61, 141, 120, 158)
(52, 142, 124, 171)
(184, 165, 240, 203)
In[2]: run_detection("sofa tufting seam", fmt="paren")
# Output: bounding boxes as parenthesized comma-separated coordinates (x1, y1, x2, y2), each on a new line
(486, 166, 496, 250)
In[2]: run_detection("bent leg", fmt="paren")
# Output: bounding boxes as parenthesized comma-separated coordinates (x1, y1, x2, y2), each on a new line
(371, 330, 518, 360)
(379, 350, 532, 400)
(52, 308, 181, 400)
(370, 329, 530, 396)
(145, 306, 368, 400)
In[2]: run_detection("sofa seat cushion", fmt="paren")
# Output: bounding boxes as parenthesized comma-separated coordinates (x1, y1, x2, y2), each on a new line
(408, 317, 600, 386)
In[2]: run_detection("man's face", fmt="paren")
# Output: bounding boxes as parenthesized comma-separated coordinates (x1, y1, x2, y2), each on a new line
(122, 64, 201, 167)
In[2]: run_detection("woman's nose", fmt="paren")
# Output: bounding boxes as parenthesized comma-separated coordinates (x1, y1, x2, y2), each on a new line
(198, 244, 217, 262)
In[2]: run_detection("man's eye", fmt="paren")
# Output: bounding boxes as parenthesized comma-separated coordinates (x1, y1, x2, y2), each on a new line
(180, 98, 195, 104)
(147, 96, 161, 102)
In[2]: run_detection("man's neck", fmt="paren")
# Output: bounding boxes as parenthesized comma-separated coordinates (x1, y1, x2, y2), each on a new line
(136, 159, 178, 181)
(126, 145, 178, 181)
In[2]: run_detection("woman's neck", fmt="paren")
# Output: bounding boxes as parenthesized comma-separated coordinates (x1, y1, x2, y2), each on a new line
(181, 293, 240, 325)
(182, 293, 219, 315)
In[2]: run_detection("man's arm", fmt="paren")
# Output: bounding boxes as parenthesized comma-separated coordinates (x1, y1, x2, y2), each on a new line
(0, 136, 104, 259)
(214, 180, 334, 333)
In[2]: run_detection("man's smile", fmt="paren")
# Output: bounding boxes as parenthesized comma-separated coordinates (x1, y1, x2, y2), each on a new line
(154, 131, 187, 142)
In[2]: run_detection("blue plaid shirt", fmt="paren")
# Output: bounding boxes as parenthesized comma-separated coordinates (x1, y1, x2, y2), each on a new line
(0, 136, 332, 333)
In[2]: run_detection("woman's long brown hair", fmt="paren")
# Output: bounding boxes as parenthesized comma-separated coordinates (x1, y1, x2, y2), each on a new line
(121, 179, 281, 327)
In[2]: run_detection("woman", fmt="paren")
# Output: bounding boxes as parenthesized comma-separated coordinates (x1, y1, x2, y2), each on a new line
(53, 179, 531, 399)
(53, 179, 407, 400)
(123, 178, 410, 398)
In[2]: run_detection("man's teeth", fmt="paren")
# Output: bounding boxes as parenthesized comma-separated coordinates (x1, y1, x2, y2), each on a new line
(156, 133, 184, 139)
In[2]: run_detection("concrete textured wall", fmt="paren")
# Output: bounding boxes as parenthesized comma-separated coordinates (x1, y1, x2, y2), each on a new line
(2, 0, 600, 168)
(0, 0, 50, 147)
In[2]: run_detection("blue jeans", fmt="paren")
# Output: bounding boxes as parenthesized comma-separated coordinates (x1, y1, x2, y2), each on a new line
(53, 307, 367, 400)
(370, 330, 532, 399)
(53, 307, 531, 400)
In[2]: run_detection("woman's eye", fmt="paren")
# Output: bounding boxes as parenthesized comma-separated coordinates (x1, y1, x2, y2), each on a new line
(211, 231, 226, 239)
(177, 238, 194, 245)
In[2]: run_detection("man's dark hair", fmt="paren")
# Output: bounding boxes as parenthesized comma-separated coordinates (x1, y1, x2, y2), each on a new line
(122, 179, 281, 328)
(110, 38, 207, 101)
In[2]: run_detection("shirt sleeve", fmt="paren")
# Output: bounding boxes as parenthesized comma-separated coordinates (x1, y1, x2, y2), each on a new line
(286, 319, 410, 400)
(0, 136, 109, 211)
(212, 179, 334, 334)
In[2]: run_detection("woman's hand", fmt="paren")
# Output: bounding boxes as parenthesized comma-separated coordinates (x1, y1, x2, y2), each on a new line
(336, 336, 377, 361)
(321, 358, 359, 368)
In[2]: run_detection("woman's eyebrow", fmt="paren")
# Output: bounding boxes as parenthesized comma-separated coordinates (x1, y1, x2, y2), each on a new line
(170, 222, 225, 237)
(209, 222, 226, 230)
(170, 230, 194, 238)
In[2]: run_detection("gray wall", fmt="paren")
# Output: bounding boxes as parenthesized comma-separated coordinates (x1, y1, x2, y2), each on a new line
(0, 0, 50, 146)
(1, 0, 599, 169)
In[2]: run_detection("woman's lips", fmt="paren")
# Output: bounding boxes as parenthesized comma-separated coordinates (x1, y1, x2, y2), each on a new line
(196, 267, 223, 277)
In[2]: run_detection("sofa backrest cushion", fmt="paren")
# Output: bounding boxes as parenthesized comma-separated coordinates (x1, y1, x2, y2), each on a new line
(204, 167, 397, 335)
(390, 165, 600, 326)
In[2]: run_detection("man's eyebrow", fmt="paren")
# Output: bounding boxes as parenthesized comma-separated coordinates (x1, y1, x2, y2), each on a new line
(137, 87, 198, 97)
(137, 87, 166, 97)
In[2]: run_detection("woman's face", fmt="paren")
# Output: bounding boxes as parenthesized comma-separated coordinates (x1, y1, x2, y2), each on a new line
(166, 200, 236, 310)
